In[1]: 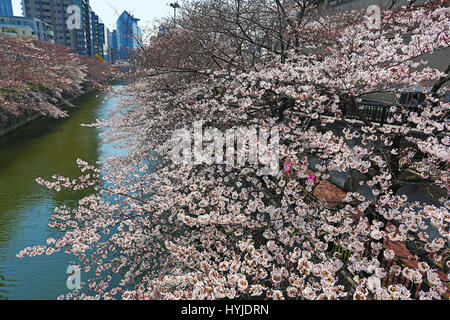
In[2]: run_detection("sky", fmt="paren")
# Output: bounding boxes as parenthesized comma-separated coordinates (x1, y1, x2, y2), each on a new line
(11, 0, 174, 31)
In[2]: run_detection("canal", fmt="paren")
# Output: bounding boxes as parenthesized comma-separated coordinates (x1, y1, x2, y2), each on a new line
(0, 87, 122, 300)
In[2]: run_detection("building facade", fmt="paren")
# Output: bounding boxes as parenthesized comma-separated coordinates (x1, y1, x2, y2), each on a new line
(0, 0, 13, 16)
(21, 0, 93, 56)
(0, 22, 33, 38)
(91, 11, 105, 59)
(109, 29, 119, 64)
(104, 28, 112, 62)
(116, 11, 141, 60)
(0, 15, 54, 42)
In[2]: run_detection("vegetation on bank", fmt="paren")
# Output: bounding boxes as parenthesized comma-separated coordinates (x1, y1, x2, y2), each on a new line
(0, 36, 117, 121)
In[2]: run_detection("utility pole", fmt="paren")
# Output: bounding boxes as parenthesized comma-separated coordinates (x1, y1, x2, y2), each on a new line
(169, 2, 180, 28)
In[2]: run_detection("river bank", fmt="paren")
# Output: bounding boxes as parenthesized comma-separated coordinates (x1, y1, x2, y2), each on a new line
(0, 77, 129, 138)
(0, 112, 42, 138)
(0, 87, 103, 138)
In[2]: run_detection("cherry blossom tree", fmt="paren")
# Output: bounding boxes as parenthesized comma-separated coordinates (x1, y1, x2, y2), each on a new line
(18, 0, 449, 300)
(0, 37, 116, 120)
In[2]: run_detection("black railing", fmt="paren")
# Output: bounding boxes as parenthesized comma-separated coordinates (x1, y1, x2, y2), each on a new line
(341, 100, 391, 125)
(334, 90, 449, 126)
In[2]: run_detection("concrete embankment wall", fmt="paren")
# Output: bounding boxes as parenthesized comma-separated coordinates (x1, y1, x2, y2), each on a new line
(0, 111, 42, 137)
(0, 85, 106, 137)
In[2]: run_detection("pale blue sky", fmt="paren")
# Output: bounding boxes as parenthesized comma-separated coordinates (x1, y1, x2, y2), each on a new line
(11, 0, 174, 30)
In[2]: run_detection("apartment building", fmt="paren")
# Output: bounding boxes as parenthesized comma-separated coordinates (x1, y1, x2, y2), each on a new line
(91, 11, 105, 59)
(21, 0, 93, 56)
(0, 15, 54, 42)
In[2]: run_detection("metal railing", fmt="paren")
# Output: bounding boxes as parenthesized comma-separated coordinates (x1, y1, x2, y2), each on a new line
(341, 100, 392, 125)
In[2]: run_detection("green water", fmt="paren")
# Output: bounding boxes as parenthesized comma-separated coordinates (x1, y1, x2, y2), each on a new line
(0, 88, 121, 300)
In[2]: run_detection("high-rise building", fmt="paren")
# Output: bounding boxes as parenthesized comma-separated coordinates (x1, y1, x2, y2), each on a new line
(116, 11, 141, 60)
(91, 11, 105, 59)
(110, 29, 119, 64)
(21, 0, 93, 56)
(104, 28, 112, 62)
(0, 0, 13, 16)
(0, 15, 54, 42)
